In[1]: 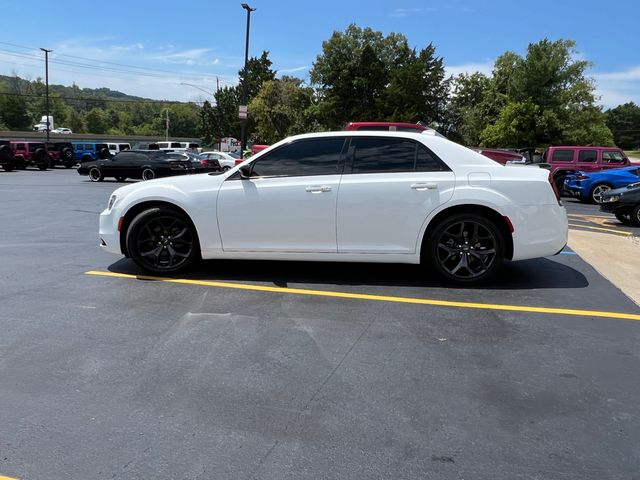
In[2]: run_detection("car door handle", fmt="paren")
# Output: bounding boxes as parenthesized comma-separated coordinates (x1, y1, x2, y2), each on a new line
(410, 183, 438, 191)
(305, 185, 332, 193)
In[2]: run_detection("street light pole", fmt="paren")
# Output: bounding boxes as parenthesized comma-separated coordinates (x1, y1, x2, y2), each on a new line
(240, 3, 255, 156)
(40, 48, 52, 141)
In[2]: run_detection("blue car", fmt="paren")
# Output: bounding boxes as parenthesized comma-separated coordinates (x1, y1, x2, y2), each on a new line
(71, 141, 111, 163)
(564, 166, 640, 203)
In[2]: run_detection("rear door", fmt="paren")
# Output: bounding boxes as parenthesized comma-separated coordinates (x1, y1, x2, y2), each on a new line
(576, 148, 599, 173)
(336, 136, 455, 254)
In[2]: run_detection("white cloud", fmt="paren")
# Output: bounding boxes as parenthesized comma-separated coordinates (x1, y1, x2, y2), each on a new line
(278, 65, 309, 74)
(390, 7, 436, 17)
(592, 66, 640, 108)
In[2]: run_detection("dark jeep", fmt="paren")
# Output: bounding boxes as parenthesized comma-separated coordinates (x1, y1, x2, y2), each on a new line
(0, 140, 15, 171)
(10, 141, 48, 170)
(46, 142, 76, 168)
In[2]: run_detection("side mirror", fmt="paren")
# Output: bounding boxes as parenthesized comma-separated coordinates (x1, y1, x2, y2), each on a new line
(239, 164, 252, 179)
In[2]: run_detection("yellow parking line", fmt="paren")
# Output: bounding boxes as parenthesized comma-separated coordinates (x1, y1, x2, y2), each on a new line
(0, 475, 20, 480)
(85, 270, 640, 322)
(569, 223, 633, 236)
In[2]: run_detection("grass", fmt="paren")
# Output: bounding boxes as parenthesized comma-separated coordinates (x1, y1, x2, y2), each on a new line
(625, 150, 640, 158)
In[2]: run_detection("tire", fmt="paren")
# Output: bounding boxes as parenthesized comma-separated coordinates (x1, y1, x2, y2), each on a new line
(2, 162, 14, 172)
(426, 213, 505, 285)
(222, 165, 231, 172)
(88, 167, 104, 182)
(590, 183, 612, 204)
(0, 144, 13, 162)
(141, 168, 155, 181)
(62, 148, 74, 168)
(35, 147, 48, 170)
(631, 205, 640, 228)
(115, 176, 126, 182)
(126, 207, 199, 275)
(554, 173, 566, 195)
(99, 147, 111, 160)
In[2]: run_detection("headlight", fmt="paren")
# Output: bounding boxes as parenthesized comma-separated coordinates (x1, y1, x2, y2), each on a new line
(107, 194, 117, 210)
(601, 195, 620, 203)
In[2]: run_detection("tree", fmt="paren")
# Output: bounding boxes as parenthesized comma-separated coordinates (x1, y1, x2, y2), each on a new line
(310, 25, 449, 129)
(248, 77, 317, 144)
(606, 102, 640, 149)
(0, 85, 30, 129)
(480, 100, 540, 147)
(84, 107, 108, 134)
(238, 51, 276, 103)
(443, 72, 490, 144)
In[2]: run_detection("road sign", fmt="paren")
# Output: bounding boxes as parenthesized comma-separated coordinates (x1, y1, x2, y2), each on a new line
(239, 105, 247, 119)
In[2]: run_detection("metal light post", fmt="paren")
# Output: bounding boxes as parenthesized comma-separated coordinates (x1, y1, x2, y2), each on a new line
(240, 3, 255, 155)
(40, 48, 52, 141)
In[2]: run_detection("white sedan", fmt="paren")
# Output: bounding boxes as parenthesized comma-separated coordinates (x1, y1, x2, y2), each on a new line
(99, 131, 567, 284)
(200, 151, 238, 171)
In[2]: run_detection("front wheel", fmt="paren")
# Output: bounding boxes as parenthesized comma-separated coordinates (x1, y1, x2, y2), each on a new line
(222, 165, 231, 172)
(126, 207, 199, 274)
(88, 167, 103, 182)
(141, 168, 155, 181)
(631, 205, 640, 228)
(426, 213, 504, 285)
(590, 184, 612, 204)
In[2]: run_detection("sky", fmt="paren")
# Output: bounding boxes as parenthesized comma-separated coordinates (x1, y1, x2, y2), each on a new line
(0, 0, 638, 108)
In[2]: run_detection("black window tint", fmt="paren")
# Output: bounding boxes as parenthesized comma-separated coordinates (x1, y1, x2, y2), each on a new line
(356, 125, 390, 131)
(351, 137, 416, 173)
(551, 149, 574, 162)
(171, 142, 182, 148)
(578, 150, 597, 163)
(250, 138, 344, 177)
(416, 144, 447, 171)
(16, 143, 25, 150)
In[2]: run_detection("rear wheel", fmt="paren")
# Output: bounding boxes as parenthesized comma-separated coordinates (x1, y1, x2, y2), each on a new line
(222, 165, 231, 172)
(2, 163, 14, 172)
(126, 207, 199, 274)
(141, 168, 155, 181)
(426, 213, 504, 285)
(89, 167, 103, 182)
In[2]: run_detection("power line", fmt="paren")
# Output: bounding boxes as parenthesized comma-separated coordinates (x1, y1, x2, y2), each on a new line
(0, 91, 196, 105)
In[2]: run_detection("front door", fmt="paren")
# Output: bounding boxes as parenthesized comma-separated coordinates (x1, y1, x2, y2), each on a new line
(217, 137, 346, 252)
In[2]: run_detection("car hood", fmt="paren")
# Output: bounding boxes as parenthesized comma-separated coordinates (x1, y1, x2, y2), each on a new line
(113, 171, 229, 199)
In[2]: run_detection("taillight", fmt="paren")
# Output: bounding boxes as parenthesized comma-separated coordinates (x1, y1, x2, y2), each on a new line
(235, 159, 243, 165)
(548, 172, 562, 204)
(575, 174, 590, 181)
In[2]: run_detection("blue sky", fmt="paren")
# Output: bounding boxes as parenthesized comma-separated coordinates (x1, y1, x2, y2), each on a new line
(0, 0, 638, 108)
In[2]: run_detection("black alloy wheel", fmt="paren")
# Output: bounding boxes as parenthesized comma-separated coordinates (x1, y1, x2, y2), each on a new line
(632, 205, 640, 227)
(88, 167, 104, 182)
(63, 148, 74, 167)
(427, 213, 504, 284)
(127, 207, 199, 274)
(141, 168, 155, 181)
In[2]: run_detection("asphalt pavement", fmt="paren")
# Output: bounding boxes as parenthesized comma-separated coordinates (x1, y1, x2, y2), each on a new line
(1, 169, 639, 480)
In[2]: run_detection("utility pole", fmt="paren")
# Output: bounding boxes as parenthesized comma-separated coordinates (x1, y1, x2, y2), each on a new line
(40, 48, 52, 141)
(165, 109, 169, 141)
(240, 3, 255, 156)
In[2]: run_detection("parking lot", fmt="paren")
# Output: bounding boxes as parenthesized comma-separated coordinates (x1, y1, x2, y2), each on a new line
(1, 169, 640, 479)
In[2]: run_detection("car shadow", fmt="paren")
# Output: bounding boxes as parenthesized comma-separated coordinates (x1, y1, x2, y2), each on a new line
(107, 256, 589, 291)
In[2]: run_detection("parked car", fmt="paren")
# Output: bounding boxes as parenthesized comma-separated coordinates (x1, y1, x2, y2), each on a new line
(78, 150, 194, 182)
(107, 143, 131, 156)
(10, 141, 48, 170)
(600, 183, 640, 226)
(200, 151, 238, 171)
(46, 142, 75, 168)
(52, 127, 72, 134)
(471, 147, 526, 165)
(564, 166, 640, 203)
(0, 140, 15, 171)
(543, 146, 630, 192)
(72, 142, 111, 163)
(99, 131, 567, 284)
(173, 152, 221, 173)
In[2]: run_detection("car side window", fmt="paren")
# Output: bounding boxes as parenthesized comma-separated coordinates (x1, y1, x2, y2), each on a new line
(602, 151, 625, 164)
(350, 137, 416, 173)
(416, 144, 449, 171)
(578, 150, 597, 163)
(551, 149, 574, 162)
(250, 138, 345, 177)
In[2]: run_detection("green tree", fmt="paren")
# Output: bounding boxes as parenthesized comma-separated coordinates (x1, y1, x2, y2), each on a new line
(248, 77, 317, 144)
(84, 107, 108, 134)
(606, 102, 640, 149)
(480, 100, 540, 147)
(441, 72, 490, 144)
(0, 85, 30, 129)
(238, 51, 276, 103)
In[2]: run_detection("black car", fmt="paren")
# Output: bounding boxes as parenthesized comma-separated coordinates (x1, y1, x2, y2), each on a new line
(77, 150, 194, 182)
(174, 151, 221, 173)
(0, 140, 15, 171)
(600, 183, 640, 226)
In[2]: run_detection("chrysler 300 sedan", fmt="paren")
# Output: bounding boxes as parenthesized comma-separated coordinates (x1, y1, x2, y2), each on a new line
(99, 131, 568, 284)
